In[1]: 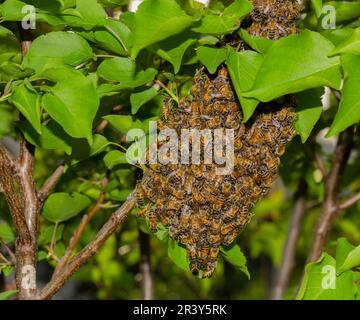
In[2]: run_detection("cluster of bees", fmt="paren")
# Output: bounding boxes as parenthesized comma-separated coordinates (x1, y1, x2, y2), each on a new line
(248, 0, 302, 39)
(133, 0, 301, 278)
(135, 66, 296, 277)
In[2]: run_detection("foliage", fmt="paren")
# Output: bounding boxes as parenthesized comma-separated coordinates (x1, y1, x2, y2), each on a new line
(0, 0, 359, 300)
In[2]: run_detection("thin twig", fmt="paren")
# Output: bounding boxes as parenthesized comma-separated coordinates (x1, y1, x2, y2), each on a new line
(53, 176, 109, 276)
(306, 127, 354, 263)
(38, 164, 65, 202)
(38, 192, 137, 300)
(338, 191, 360, 211)
(269, 179, 308, 300)
(139, 230, 154, 300)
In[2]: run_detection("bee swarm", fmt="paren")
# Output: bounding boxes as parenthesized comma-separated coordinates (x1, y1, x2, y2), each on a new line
(135, 0, 300, 277)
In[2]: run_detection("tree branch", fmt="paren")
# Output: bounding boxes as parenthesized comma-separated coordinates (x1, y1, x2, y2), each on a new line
(53, 176, 109, 276)
(307, 127, 354, 263)
(338, 191, 360, 211)
(139, 230, 154, 300)
(269, 179, 308, 300)
(38, 192, 137, 300)
(38, 164, 65, 202)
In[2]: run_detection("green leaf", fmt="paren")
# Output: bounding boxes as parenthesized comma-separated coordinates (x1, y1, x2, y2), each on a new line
(0, 0, 27, 20)
(40, 67, 99, 144)
(226, 48, 263, 121)
(238, 29, 273, 54)
(329, 27, 360, 56)
(20, 120, 73, 155)
(43, 192, 91, 223)
(97, 57, 157, 88)
(65, 0, 107, 29)
(104, 114, 144, 134)
(130, 87, 158, 115)
(0, 25, 21, 61)
(338, 242, 360, 275)
(196, 46, 227, 74)
(311, 0, 323, 18)
(9, 82, 41, 134)
(192, 0, 253, 35)
(0, 223, 15, 244)
(327, 54, 360, 137)
(90, 134, 110, 157)
(131, 0, 193, 58)
(0, 290, 17, 300)
(220, 244, 250, 279)
(295, 88, 324, 143)
(327, 1, 360, 24)
(243, 30, 342, 102)
(23, 31, 93, 72)
(336, 237, 354, 267)
(297, 253, 357, 300)
(92, 19, 132, 56)
(38, 224, 64, 245)
(167, 238, 190, 272)
(150, 32, 196, 74)
(104, 150, 128, 169)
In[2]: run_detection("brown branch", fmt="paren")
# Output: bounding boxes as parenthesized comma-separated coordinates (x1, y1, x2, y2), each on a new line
(307, 127, 354, 263)
(139, 230, 154, 300)
(269, 179, 308, 300)
(38, 192, 137, 300)
(338, 191, 360, 211)
(53, 176, 109, 276)
(38, 164, 65, 202)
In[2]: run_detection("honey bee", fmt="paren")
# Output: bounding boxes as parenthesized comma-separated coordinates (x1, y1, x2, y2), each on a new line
(159, 211, 171, 227)
(199, 209, 211, 226)
(262, 131, 277, 146)
(225, 113, 241, 129)
(191, 164, 203, 178)
(192, 188, 207, 204)
(275, 144, 286, 157)
(214, 79, 234, 101)
(258, 163, 271, 179)
(280, 127, 296, 142)
(206, 117, 222, 129)
(223, 231, 238, 246)
(222, 181, 232, 196)
(224, 207, 238, 221)
(251, 185, 262, 199)
(266, 156, 280, 173)
(247, 127, 263, 145)
(167, 197, 182, 211)
(209, 233, 222, 246)
(180, 205, 192, 226)
(234, 136, 243, 151)
(198, 246, 210, 262)
(203, 182, 217, 195)
(221, 222, 236, 236)
(180, 234, 195, 246)
(137, 205, 148, 218)
(212, 197, 225, 211)
(188, 245, 199, 274)
(236, 156, 256, 172)
(148, 208, 158, 232)
(149, 163, 161, 173)
(203, 261, 217, 278)
(210, 218, 221, 234)
(167, 185, 184, 199)
(276, 107, 291, 122)
(209, 247, 219, 262)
